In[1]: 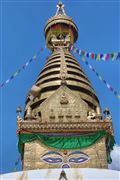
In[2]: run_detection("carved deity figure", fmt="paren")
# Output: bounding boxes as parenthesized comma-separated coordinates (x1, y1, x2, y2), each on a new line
(60, 93, 68, 104)
(26, 106, 32, 118)
(87, 110, 96, 121)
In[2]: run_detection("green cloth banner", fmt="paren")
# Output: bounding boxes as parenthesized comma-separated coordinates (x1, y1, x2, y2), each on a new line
(18, 131, 115, 164)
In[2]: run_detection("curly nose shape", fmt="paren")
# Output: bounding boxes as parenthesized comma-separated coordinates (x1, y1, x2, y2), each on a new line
(62, 164, 70, 168)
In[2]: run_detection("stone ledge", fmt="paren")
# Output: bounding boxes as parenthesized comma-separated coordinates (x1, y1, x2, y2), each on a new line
(17, 119, 113, 134)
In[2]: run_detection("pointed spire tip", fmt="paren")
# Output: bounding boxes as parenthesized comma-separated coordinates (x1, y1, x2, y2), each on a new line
(56, 1, 66, 16)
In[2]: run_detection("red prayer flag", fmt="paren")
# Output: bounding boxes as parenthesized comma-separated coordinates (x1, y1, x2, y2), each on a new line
(91, 53, 94, 59)
(106, 54, 110, 60)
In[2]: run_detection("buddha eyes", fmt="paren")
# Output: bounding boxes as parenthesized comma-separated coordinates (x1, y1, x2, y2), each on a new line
(42, 157, 63, 164)
(69, 157, 89, 164)
(41, 151, 63, 164)
(68, 150, 90, 164)
(41, 151, 90, 165)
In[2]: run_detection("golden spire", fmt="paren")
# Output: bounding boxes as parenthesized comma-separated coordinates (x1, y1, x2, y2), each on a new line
(23, 2, 100, 123)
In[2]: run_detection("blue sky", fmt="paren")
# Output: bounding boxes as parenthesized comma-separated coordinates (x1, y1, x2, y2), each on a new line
(0, 0, 120, 174)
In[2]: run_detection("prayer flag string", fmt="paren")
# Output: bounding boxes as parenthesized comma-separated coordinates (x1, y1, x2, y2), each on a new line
(0, 48, 45, 89)
(70, 45, 120, 61)
(71, 47, 120, 100)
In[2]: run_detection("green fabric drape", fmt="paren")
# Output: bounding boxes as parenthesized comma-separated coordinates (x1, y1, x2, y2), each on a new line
(18, 131, 115, 164)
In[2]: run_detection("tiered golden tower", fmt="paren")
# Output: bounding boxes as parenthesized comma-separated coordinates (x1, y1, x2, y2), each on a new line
(17, 2, 114, 170)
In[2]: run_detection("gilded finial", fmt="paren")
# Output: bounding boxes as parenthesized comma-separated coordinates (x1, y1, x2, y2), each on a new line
(16, 105, 22, 113)
(103, 107, 112, 120)
(58, 1, 63, 6)
(103, 107, 110, 115)
(56, 1, 66, 16)
(16, 105, 22, 118)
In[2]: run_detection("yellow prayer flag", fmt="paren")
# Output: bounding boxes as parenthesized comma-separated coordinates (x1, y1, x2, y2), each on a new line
(96, 54, 100, 60)
(112, 53, 117, 61)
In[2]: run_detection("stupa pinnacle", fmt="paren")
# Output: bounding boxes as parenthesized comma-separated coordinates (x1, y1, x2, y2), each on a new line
(17, 2, 114, 170)
(25, 1, 100, 117)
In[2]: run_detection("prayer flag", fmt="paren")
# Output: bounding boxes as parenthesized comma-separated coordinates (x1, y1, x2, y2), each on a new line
(116, 52, 120, 59)
(98, 75, 102, 80)
(106, 54, 110, 60)
(76, 49, 79, 53)
(79, 49, 82, 55)
(112, 53, 117, 61)
(81, 56, 85, 61)
(10, 75, 14, 80)
(14, 71, 19, 77)
(0, 83, 4, 87)
(96, 54, 100, 60)
(110, 87, 114, 92)
(25, 62, 29, 66)
(86, 53, 89, 58)
(100, 54, 103, 58)
(89, 65, 92, 69)
(91, 53, 94, 59)
(5, 79, 10, 84)
(103, 80, 107, 84)
(106, 83, 110, 89)
(102, 54, 107, 60)
(95, 54, 97, 60)
(81, 50, 85, 56)
(96, 72, 99, 76)
(22, 64, 26, 69)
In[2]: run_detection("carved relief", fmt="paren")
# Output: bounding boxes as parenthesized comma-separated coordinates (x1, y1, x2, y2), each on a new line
(39, 85, 88, 124)
(49, 109, 55, 121)
(87, 110, 96, 121)
(50, 33, 71, 48)
(26, 106, 32, 119)
(60, 93, 69, 105)
(32, 109, 41, 121)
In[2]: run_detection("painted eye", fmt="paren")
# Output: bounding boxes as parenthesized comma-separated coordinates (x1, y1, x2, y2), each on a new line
(69, 157, 89, 164)
(42, 157, 62, 164)
(68, 151, 90, 164)
(41, 151, 63, 165)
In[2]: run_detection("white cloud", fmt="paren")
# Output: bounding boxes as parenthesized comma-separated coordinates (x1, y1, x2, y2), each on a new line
(108, 144, 120, 171)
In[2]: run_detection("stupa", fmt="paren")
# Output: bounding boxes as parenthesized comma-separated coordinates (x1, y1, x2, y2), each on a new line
(17, 1, 114, 171)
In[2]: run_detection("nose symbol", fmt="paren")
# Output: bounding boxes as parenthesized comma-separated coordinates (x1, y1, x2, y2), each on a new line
(62, 164, 70, 168)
